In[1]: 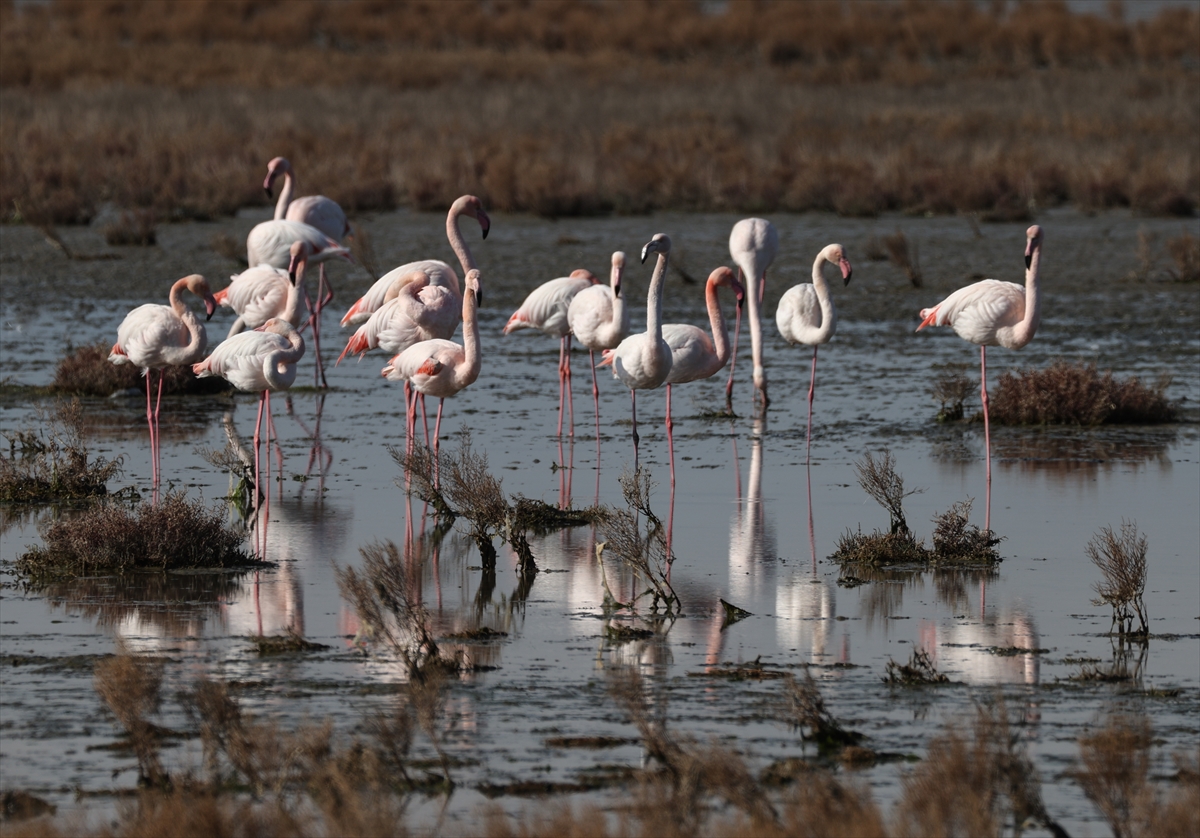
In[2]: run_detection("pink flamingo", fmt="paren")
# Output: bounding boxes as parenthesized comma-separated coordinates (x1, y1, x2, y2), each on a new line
(193, 317, 305, 556)
(341, 195, 489, 327)
(382, 269, 482, 464)
(661, 267, 745, 486)
(336, 269, 460, 362)
(776, 243, 853, 462)
(917, 224, 1045, 531)
(109, 274, 217, 490)
(567, 252, 630, 437)
(215, 239, 324, 335)
(601, 234, 673, 472)
(504, 269, 599, 437)
(726, 218, 778, 412)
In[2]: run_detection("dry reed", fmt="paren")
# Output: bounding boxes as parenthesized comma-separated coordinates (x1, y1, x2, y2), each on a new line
(93, 648, 168, 788)
(883, 649, 949, 686)
(1087, 520, 1149, 638)
(1, 399, 122, 503)
(598, 467, 679, 613)
(988, 361, 1177, 425)
(52, 343, 230, 397)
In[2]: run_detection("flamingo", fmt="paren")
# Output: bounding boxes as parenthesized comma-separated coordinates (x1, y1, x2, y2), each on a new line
(504, 269, 599, 437)
(193, 317, 306, 556)
(109, 274, 217, 491)
(341, 195, 489, 327)
(382, 269, 482, 463)
(776, 243, 853, 462)
(214, 239, 320, 336)
(336, 269, 460, 363)
(660, 267, 745, 486)
(264, 156, 351, 387)
(567, 252, 631, 437)
(600, 234, 673, 471)
(916, 224, 1045, 531)
(727, 218, 779, 412)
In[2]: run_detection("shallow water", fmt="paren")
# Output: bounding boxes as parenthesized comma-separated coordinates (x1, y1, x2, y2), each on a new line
(1, 208, 1198, 834)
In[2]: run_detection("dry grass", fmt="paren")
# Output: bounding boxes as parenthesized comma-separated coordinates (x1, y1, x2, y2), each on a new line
(929, 500, 1002, 565)
(883, 649, 949, 686)
(52, 343, 231, 397)
(1, 4, 1196, 221)
(102, 209, 157, 246)
(1088, 520, 1149, 638)
(883, 229, 922, 288)
(93, 649, 168, 788)
(14, 491, 255, 580)
(989, 361, 1177, 425)
(597, 467, 679, 613)
(1165, 230, 1200, 282)
(1073, 714, 1153, 838)
(0, 399, 123, 503)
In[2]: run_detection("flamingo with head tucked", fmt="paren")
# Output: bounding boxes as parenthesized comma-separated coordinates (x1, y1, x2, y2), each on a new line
(337, 269, 461, 364)
(776, 243, 853, 462)
(504, 269, 599, 437)
(916, 224, 1045, 531)
(109, 274, 217, 490)
(568, 252, 631, 437)
(727, 218, 778, 413)
(601, 234, 673, 471)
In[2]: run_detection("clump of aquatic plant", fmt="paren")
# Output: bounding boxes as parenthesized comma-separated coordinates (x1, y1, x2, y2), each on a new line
(102, 209, 157, 246)
(251, 629, 330, 656)
(883, 228, 922, 287)
(783, 671, 864, 757)
(896, 698, 1063, 838)
(198, 412, 258, 520)
(855, 449, 921, 537)
(1073, 714, 1154, 838)
(884, 648, 950, 686)
(930, 500, 1002, 565)
(94, 647, 168, 788)
(598, 467, 679, 613)
(52, 343, 229, 397)
(831, 449, 928, 566)
(14, 491, 255, 581)
(1, 399, 123, 503)
(1088, 521, 1149, 638)
(931, 369, 975, 422)
(988, 361, 1176, 425)
(1165, 230, 1199, 282)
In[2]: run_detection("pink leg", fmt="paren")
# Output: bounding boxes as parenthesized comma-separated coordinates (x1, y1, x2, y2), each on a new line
(312, 264, 329, 389)
(262, 391, 273, 559)
(420, 393, 430, 448)
(725, 270, 743, 409)
(253, 392, 266, 557)
(805, 346, 818, 466)
(666, 475, 675, 584)
(630, 389, 639, 473)
(144, 371, 157, 489)
(806, 461, 816, 572)
(666, 384, 676, 487)
(404, 381, 415, 457)
(152, 370, 165, 489)
(589, 349, 601, 438)
(565, 334, 575, 437)
(981, 346, 991, 532)
(432, 399, 445, 489)
(556, 336, 567, 437)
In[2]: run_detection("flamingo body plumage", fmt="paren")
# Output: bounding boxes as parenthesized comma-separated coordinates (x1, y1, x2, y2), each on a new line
(264, 156, 350, 241)
(338, 270, 459, 362)
(246, 219, 350, 271)
(728, 217, 779, 409)
(568, 252, 630, 432)
(664, 267, 744, 385)
(215, 265, 307, 337)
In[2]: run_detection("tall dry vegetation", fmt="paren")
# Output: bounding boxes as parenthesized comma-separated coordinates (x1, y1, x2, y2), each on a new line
(988, 361, 1177, 425)
(1087, 520, 1149, 637)
(2, 1, 1197, 222)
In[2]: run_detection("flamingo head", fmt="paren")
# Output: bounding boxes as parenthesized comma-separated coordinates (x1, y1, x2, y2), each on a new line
(465, 269, 482, 305)
(823, 244, 853, 286)
(709, 266, 743, 302)
(287, 240, 312, 284)
(183, 274, 217, 320)
(569, 269, 599, 286)
(455, 195, 491, 239)
(1025, 225, 1043, 268)
(610, 251, 626, 297)
(640, 233, 671, 264)
(255, 317, 294, 336)
(263, 156, 292, 195)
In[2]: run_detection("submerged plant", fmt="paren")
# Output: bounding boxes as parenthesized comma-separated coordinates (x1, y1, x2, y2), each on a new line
(1087, 521, 1149, 638)
(1, 399, 123, 503)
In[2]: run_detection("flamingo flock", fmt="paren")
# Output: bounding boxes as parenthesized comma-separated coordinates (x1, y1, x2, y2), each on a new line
(108, 154, 1047, 554)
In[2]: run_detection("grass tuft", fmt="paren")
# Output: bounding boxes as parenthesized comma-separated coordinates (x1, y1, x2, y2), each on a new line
(1, 399, 122, 503)
(930, 500, 1003, 565)
(989, 361, 1176, 425)
(53, 343, 230, 397)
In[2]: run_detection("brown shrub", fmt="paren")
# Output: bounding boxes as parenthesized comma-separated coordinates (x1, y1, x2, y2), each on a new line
(52, 343, 230, 397)
(989, 361, 1176, 425)
(930, 500, 1002, 566)
(102, 209, 157, 246)
(0, 398, 122, 502)
(883, 649, 949, 686)
(93, 650, 167, 788)
(1087, 520, 1149, 638)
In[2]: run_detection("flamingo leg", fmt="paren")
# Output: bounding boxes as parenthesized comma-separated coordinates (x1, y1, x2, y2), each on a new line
(981, 345, 991, 532)
(152, 370, 165, 490)
(806, 461, 816, 573)
(403, 380, 415, 457)
(420, 393, 430, 448)
(588, 349, 601, 437)
(805, 345, 818, 466)
(312, 264, 330, 388)
(666, 384, 676, 488)
(565, 333, 575, 437)
(253, 392, 266, 557)
(556, 336, 567, 437)
(725, 270, 743, 410)
(432, 399, 445, 490)
(263, 391, 273, 558)
(630, 389, 640, 473)
(666, 475, 675, 585)
(144, 371, 157, 489)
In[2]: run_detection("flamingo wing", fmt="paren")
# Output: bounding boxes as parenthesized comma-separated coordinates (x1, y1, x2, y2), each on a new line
(663, 323, 720, 385)
(342, 259, 458, 327)
(504, 276, 594, 336)
(285, 195, 349, 241)
(776, 284, 826, 346)
(112, 304, 192, 369)
(921, 279, 1025, 346)
(220, 266, 290, 329)
(194, 331, 289, 391)
(247, 220, 350, 269)
(567, 285, 620, 349)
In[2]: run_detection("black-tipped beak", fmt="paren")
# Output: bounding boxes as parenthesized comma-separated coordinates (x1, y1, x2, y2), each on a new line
(288, 269, 298, 286)
(640, 247, 650, 264)
(1024, 254, 1032, 269)
(205, 299, 216, 321)
(263, 186, 273, 198)
(614, 283, 622, 299)
(474, 287, 482, 305)
(737, 295, 745, 311)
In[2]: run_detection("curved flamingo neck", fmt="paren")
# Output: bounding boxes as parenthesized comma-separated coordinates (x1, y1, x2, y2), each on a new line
(1011, 243, 1042, 348)
(264, 330, 304, 390)
(273, 167, 295, 221)
(809, 250, 837, 343)
(646, 251, 668, 341)
(446, 203, 476, 287)
(168, 278, 206, 359)
(735, 255, 766, 390)
(706, 277, 732, 366)
(457, 285, 482, 388)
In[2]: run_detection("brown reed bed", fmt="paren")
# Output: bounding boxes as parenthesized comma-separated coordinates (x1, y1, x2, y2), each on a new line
(988, 361, 1177, 425)
(2, 4, 1196, 222)
(52, 343, 231, 398)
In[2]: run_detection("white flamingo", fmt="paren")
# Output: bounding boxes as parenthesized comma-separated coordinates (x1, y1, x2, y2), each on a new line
(916, 224, 1045, 530)
(341, 195, 489, 327)
(776, 243, 853, 460)
(727, 217, 778, 412)
(337, 269, 463, 363)
(215, 239, 320, 336)
(504, 269, 599, 437)
(109, 274, 217, 489)
(601, 234, 673, 471)
(568, 252, 631, 436)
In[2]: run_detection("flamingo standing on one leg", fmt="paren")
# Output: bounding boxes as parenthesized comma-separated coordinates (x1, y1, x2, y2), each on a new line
(568, 252, 631, 439)
(727, 218, 778, 413)
(916, 224, 1045, 531)
(193, 318, 306, 556)
(660, 267, 745, 486)
(504, 269, 599, 437)
(776, 243, 853, 463)
(215, 239, 325, 337)
(601, 234, 673, 472)
(383, 269, 483, 472)
(264, 156, 351, 388)
(109, 274, 217, 492)
(341, 195, 489, 327)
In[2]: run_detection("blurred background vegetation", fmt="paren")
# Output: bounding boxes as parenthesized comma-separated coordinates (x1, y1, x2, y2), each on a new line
(2, 0, 1197, 223)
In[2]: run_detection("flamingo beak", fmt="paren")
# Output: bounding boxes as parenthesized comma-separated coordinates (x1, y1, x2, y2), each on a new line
(840, 257, 853, 286)
(640, 245, 652, 264)
(479, 211, 491, 240)
(614, 282, 622, 298)
(205, 297, 217, 321)
(474, 287, 483, 305)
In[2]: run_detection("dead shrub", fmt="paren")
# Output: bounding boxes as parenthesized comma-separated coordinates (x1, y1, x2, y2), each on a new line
(989, 361, 1176, 425)
(854, 450, 921, 537)
(831, 450, 938, 567)
(102, 209, 157, 246)
(14, 491, 255, 580)
(931, 370, 974, 423)
(1087, 521, 1149, 638)
(930, 500, 1002, 565)
(1073, 714, 1152, 838)
(93, 648, 168, 788)
(784, 671, 864, 757)
(1, 399, 122, 503)
(883, 228, 922, 287)
(884, 648, 949, 686)
(598, 467, 679, 613)
(52, 343, 230, 397)
(1165, 230, 1200, 282)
